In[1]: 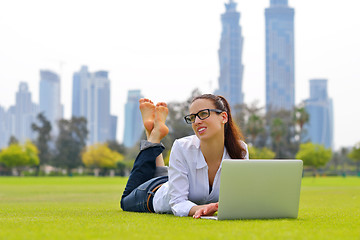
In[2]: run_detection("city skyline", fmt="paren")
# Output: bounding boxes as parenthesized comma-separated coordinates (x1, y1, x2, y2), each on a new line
(0, 0, 359, 149)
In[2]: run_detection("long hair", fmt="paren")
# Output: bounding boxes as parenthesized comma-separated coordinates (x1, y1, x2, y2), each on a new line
(191, 94, 247, 159)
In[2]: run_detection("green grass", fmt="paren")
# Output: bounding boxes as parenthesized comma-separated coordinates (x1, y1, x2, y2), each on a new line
(0, 177, 359, 240)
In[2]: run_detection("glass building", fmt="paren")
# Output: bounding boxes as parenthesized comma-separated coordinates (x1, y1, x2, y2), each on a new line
(0, 106, 9, 149)
(0, 83, 38, 148)
(123, 90, 144, 148)
(216, 0, 244, 109)
(304, 79, 334, 149)
(11, 83, 38, 143)
(39, 70, 63, 137)
(265, 0, 295, 111)
(72, 66, 116, 145)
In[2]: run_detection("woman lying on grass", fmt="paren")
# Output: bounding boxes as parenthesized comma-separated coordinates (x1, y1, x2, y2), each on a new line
(120, 94, 249, 218)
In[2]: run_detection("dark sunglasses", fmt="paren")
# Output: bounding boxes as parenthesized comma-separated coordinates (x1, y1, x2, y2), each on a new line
(184, 109, 223, 124)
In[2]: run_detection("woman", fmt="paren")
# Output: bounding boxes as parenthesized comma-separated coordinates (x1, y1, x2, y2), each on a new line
(120, 94, 249, 218)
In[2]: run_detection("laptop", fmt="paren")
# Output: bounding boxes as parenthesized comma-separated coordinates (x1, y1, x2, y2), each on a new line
(201, 159, 303, 220)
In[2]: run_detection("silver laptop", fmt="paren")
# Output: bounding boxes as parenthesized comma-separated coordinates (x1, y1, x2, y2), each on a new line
(202, 159, 303, 220)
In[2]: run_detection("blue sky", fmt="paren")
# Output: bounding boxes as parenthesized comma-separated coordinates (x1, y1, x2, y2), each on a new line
(0, 0, 359, 149)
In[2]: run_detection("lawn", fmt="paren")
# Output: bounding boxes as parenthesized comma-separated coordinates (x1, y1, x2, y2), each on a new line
(0, 177, 359, 240)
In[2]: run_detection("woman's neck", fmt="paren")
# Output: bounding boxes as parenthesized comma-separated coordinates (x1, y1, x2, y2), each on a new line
(200, 135, 225, 164)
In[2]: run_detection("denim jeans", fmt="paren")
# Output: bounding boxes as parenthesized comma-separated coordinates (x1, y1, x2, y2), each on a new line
(121, 175, 168, 212)
(120, 144, 168, 213)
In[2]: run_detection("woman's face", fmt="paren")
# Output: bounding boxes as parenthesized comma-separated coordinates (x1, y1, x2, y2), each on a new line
(189, 99, 228, 141)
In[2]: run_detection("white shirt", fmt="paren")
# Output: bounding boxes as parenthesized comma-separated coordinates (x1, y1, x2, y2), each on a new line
(153, 135, 249, 217)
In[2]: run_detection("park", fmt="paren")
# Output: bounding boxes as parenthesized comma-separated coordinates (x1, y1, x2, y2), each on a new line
(0, 176, 359, 239)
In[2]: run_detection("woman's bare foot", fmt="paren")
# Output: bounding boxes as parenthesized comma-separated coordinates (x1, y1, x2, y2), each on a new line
(148, 102, 169, 143)
(139, 98, 155, 138)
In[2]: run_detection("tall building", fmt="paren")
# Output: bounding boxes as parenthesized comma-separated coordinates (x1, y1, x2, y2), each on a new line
(304, 79, 334, 149)
(216, 0, 244, 109)
(110, 115, 118, 142)
(265, 0, 295, 111)
(72, 66, 116, 145)
(39, 70, 63, 136)
(123, 90, 144, 148)
(0, 106, 9, 149)
(11, 82, 38, 143)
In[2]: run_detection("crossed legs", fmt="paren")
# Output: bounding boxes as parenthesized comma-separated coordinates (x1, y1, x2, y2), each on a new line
(121, 98, 169, 208)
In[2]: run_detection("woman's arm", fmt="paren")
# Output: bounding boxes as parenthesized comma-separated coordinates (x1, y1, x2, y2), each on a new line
(168, 140, 197, 216)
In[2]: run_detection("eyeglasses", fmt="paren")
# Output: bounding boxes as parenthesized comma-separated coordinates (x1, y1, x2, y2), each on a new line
(184, 109, 223, 124)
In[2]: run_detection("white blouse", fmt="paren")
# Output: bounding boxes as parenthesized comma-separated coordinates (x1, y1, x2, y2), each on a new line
(153, 135, 249, 217)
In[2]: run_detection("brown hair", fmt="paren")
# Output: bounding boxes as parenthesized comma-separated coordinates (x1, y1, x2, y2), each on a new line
(191, 94, 247, 159)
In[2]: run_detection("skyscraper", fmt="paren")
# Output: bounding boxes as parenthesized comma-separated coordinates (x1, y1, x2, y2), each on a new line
(72, 66, 115, 145)
(13, 82, 38, 143)
(216, 0, 244, 109)
(123, 90, 144, 148)
(0, 106, 8, 149)
(39, 70, 63, 136)
(304, 79, 334, 149)
(265, 0, 295, 111)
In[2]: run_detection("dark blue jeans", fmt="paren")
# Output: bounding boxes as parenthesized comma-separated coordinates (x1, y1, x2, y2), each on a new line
(120, 145, 168, 213)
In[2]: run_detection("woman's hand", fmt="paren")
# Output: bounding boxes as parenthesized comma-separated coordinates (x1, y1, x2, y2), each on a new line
(193, 202, 219, 219)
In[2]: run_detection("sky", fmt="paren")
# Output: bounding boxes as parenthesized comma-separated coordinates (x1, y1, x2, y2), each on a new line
(0, 0, 359, 150)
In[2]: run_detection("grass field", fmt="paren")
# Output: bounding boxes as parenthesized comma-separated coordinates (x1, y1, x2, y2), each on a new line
(0, 177, 359, 240)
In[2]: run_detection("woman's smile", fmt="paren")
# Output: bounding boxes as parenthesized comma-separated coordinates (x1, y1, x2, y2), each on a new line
(197, 126, 207, 135)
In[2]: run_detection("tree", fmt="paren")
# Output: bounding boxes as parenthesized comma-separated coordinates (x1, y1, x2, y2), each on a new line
(293, 104, 309, 142)
(248, 146, 275, 159)
(270, 118, 286, 158)
(348, 142, 360, 173)
(246, 114, 264, 146)
(106, 140, 127, 155)
(296, 142, 332, 175)
(31, 113, 53, 172)
(82, 143, 124, 176)
(164, 89, 199, 150)
(0, 141, 39, 175)
(54, 117, 88, 174)
(8, 136, 19, 145)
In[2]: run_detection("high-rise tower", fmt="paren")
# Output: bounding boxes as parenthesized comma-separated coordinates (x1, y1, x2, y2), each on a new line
(14, 82, 38, 143)
(265, 0, 295, 111)
(0, 106, 9, 149)
(123, 90, 144, 148)
(72, 66, 115, 144)
(39, 70, 63, 136)
(216, 0, 244, 109)
(304, 79, 334, 149)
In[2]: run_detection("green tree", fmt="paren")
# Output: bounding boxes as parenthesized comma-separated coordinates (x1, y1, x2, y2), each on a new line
(246, 114, 264, 146)
(296, 142, 332, 175)
(248, 146, 275, 159)
(54, 117, 88, 175)
(293, 104, 309, 142)
(164, 89, 199, 149)
(348, 142, 360, 173)
(0, 141, 39, 175)
(8, 136, 19, 145)
(31, 113, 53, 174)
(82, 143, 124, 175)
(267, 108, 300, 158)
(106, 140, 127, 155)
(270, 118, 286, 158)
(233, 101, 264, 147)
